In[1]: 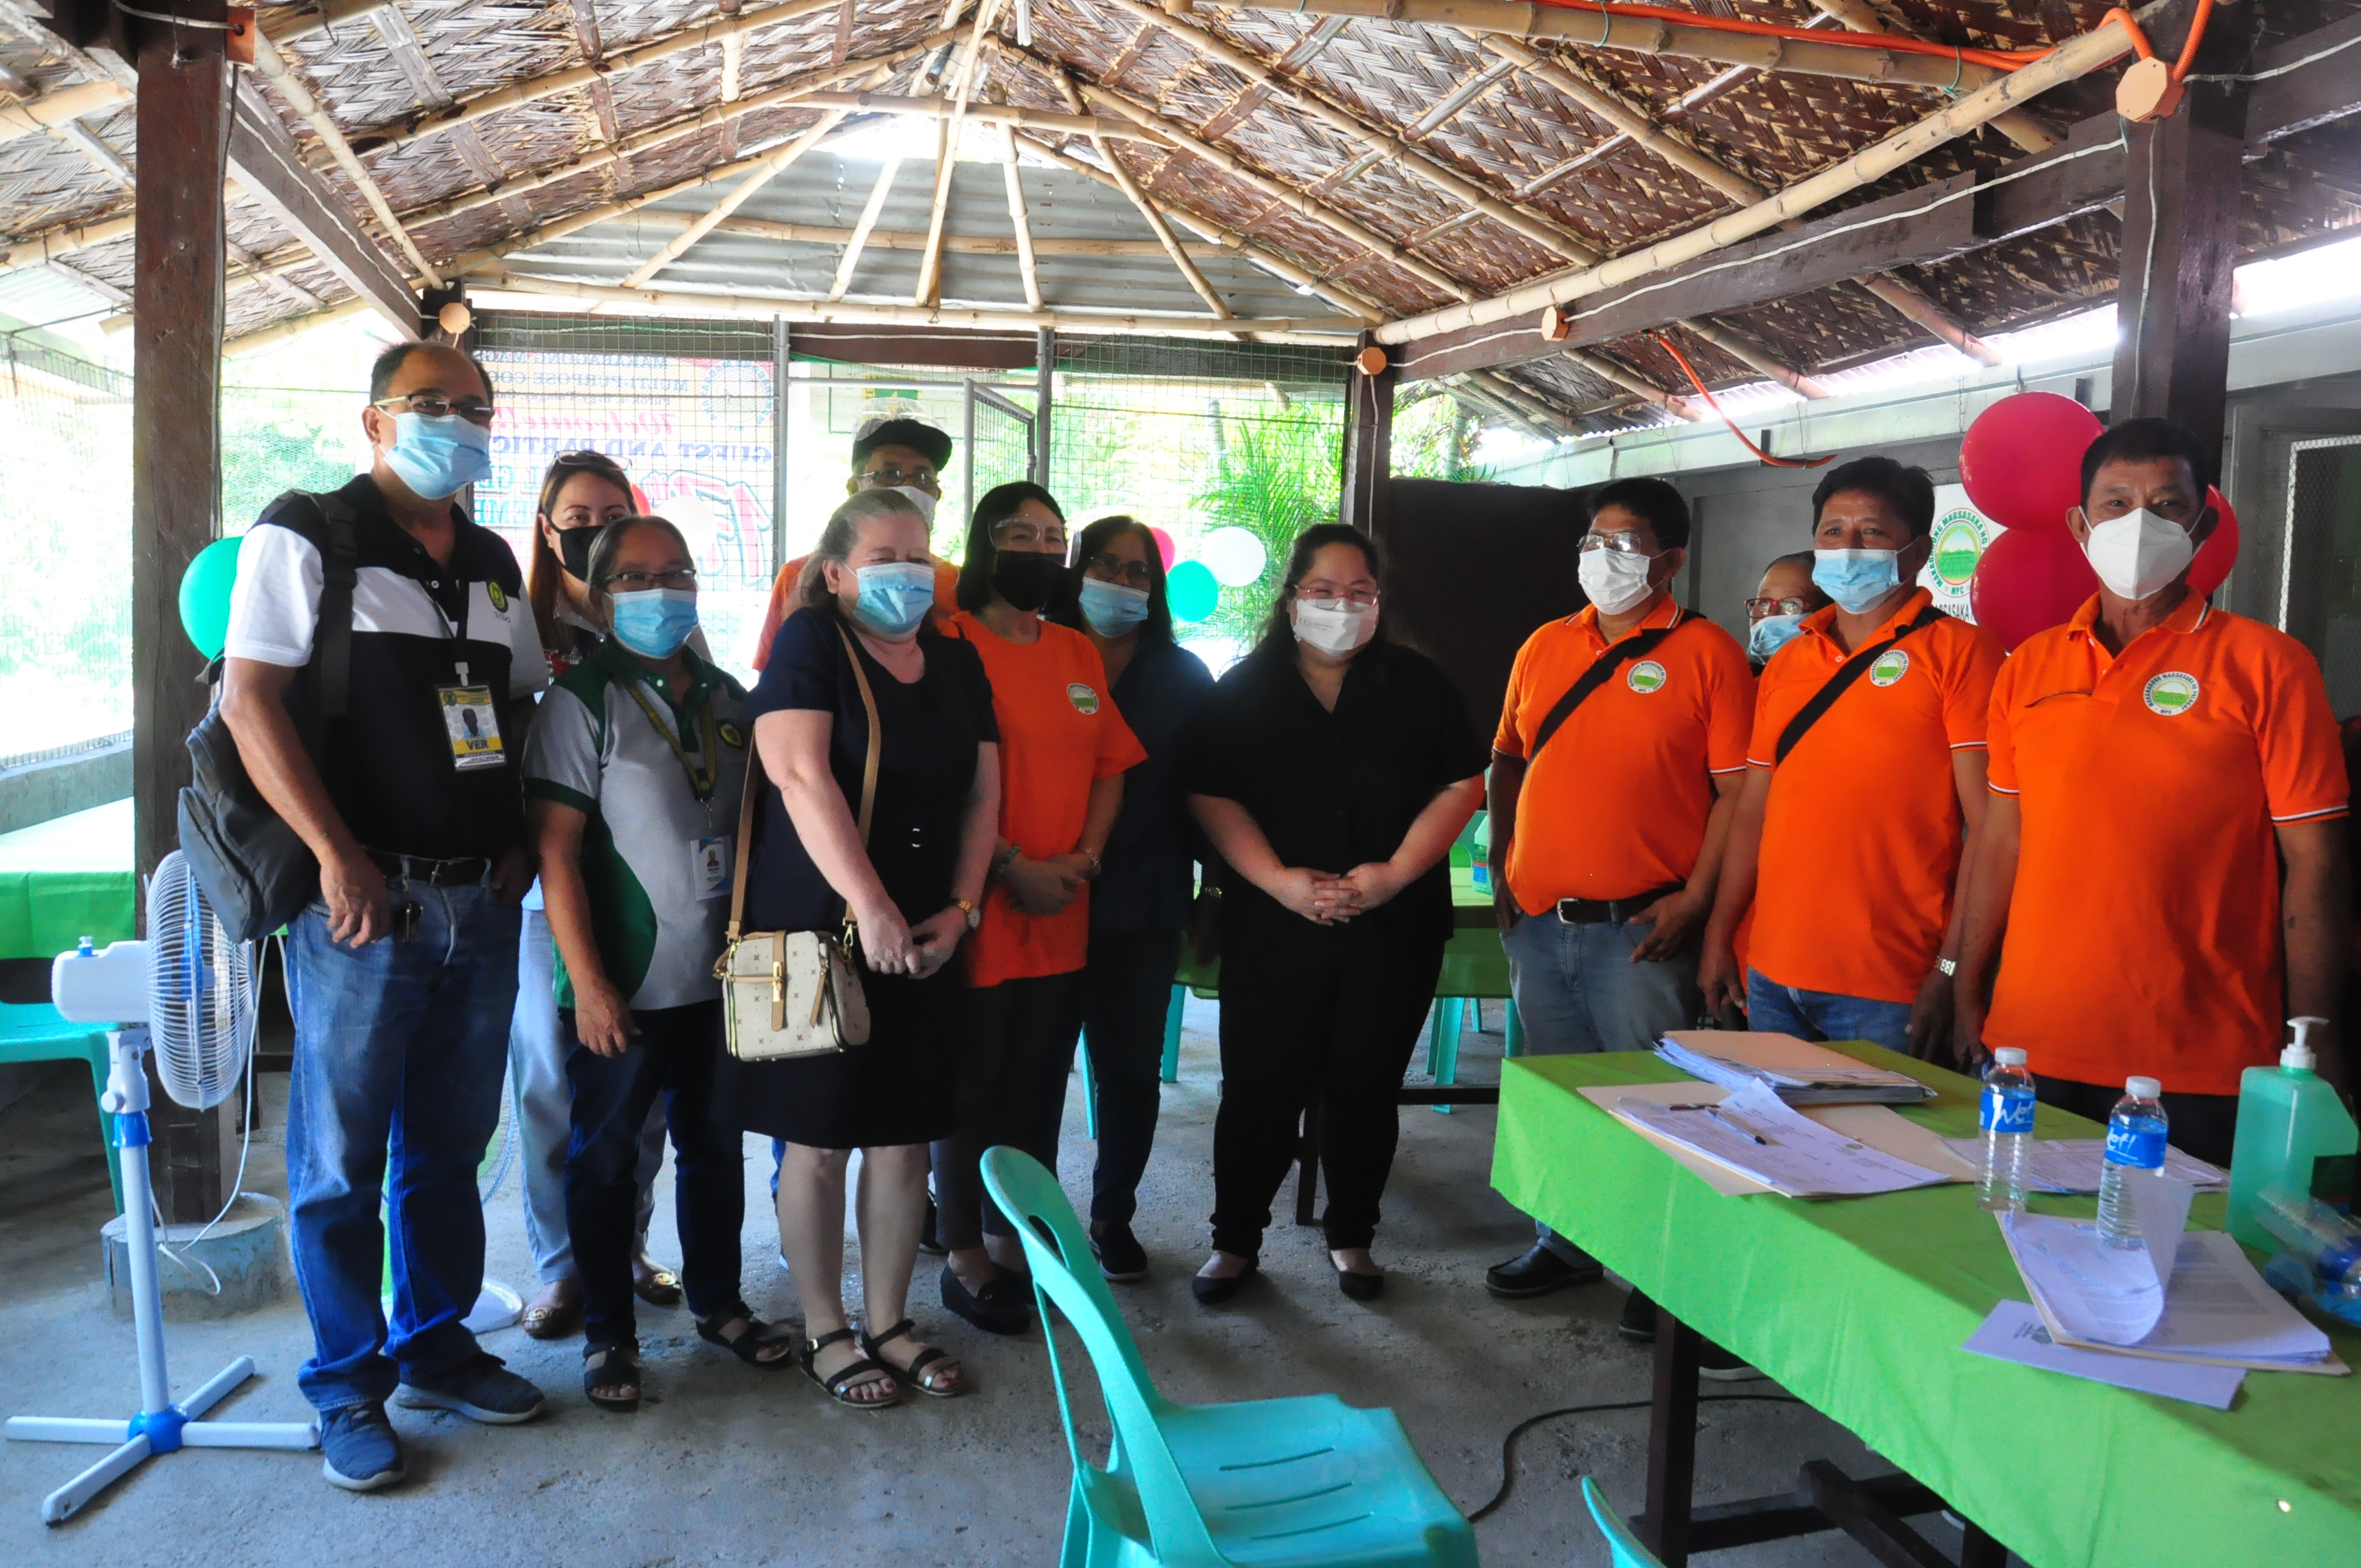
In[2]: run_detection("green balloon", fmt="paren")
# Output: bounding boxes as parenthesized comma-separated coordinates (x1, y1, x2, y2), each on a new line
(1167, 559, 1219, 623)
(178, 535, 244, 659)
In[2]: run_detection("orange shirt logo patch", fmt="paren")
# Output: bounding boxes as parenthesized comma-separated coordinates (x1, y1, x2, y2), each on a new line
(2143, 671, 2200, 716)
(1067, 681, 1100, 714)
(1626, 660, 1667, 694)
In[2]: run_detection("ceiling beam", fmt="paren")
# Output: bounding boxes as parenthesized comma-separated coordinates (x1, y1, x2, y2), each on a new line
(915, 0, 1007, 306)
(1800, 0, 2057, 153)
(1857, 272, 2001, 365)
(0, 77, 128, 145)
(247, 30, 442, 286)
(830, 154, 904, 300)
(996, 123, 1043, 311)
(622, 106, 853, 288)
(1680, 318, 1832, 398)
(1224, 0, 2020, 95)
(226, 81, 421, 337)
(1048, 57, 1233, 324)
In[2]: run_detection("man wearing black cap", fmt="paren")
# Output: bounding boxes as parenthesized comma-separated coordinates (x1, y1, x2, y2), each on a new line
(752, 415, 960, 670)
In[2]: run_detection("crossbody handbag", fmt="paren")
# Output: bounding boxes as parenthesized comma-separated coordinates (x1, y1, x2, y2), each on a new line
(715, 621, 879, 1061)
(1771, 603, 1945, 764)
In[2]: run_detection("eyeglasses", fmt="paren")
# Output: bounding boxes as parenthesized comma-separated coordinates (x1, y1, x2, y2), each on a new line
(373, 392, 497, 427)
(1578, 530, 1654, 556)
(1744, 595, 1816, 620)
(603, 569, 698, 592)
(992, 520, 1067, 550)
(1295, 581, 1378, 607)
(860, 464, 940, 491)
(1083, 553, 1153, 587)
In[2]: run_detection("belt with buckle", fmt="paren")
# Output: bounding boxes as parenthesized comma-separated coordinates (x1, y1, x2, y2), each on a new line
(1555, 884, 1683, 925)
(368, 850, 493, 887)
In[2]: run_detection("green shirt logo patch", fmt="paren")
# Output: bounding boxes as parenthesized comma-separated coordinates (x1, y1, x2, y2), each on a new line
(2144, 671, 2200, 716)
(716, 720, 744, 749)
(487, 581, 508, 613)
(1067, 682, 1100, 714)
(1869, 650, 1911, 687)
(1626, 660, 1667, 694)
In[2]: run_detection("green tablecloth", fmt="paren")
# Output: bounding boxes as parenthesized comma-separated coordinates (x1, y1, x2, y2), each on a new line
(0, 799, 134, 961)
(1492, 1045, 2361, 1567)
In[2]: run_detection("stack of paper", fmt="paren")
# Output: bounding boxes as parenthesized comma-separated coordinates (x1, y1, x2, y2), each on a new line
(1938, 1137, 2226, 1194)
(1998, 1173, 2342, 1376)
(1655, 1030, 1936, 1105)
(1609, 1079, 1955, 1197)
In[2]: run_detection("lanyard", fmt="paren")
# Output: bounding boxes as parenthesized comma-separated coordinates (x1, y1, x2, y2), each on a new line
(623, 677, 718, 803)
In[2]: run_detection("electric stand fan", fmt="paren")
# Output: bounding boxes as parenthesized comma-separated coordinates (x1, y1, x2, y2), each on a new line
(4, 851, 317, 1524)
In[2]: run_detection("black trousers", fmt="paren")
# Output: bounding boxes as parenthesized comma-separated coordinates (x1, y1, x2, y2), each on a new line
(1211, 927, 1444, 1257)
(2036, 1076, 2239, 1168)
(933, 970, 1084, 1249)
(563, 1001, 744, 1351)
(1078, 927, 1184, 1227)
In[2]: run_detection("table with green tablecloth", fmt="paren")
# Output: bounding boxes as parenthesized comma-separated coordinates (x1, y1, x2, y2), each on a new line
(0, 799, 134, 962)
(1492, 1042, 2361, 1567)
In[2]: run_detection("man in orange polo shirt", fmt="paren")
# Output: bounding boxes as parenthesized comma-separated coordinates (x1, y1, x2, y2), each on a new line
(1483, 477, 1753, 1302)
(1955, 418, 2349, 1164)
(750, 416, 960, 670)
(1700, 457, 2001, 1057)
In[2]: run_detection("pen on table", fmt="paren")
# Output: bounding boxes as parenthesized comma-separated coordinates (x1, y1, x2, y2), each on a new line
(1705, 1106, 1771, 1145)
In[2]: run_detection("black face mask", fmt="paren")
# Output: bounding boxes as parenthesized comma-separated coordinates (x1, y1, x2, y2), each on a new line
(554, 523, 606, 581)
(991, 550, 1065, 612)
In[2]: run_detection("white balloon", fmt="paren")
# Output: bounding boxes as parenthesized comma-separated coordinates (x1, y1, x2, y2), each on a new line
(1200, 526, 1269, 588)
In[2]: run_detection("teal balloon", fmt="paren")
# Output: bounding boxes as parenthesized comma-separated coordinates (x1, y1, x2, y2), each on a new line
(1167, 559, 1219, 623)
(178, 535, 244, 659)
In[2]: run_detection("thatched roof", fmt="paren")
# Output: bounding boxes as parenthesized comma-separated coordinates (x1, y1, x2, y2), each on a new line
(1, 0, 2356, 428)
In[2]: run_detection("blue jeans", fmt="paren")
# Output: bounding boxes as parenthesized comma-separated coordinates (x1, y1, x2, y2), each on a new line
(1504, 910, 1699, 1261)
(285, 878, 521, 1412)
(1744, 968, 1913, 1053)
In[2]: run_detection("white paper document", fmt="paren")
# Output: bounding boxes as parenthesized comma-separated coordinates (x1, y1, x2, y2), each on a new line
(2002, 1204, 2338, 1371)
(1610, 1079, 1954, 1197)
(1961, 1300, 2246, 1409)
(1938, 1136, 2226, 1194)
(1655, 1031, 1935, 1105)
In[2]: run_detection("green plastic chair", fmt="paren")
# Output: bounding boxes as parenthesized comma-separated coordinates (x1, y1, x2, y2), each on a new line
(979, 1147, 1479, 1568)
(1580, 1477, 1663, 1568)
(0, 1001, 120, 1213)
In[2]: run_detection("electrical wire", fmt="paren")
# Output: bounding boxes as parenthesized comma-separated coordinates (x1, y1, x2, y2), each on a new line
(147, 933, 273, 1296)
(1468, 1392, 1805, 1523)
(1648, 330, 1834, 466)
(1523, 0, 2043, 71)
(2188, 26, 2361, 84)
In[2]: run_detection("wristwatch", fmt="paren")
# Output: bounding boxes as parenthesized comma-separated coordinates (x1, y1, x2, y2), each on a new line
(1935, 957, 1959, 977)
(1079, 849, 1104, 881)
(953, 898, 982, 932)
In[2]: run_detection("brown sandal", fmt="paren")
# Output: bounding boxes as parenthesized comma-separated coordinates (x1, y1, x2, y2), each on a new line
(632, 1256, 683, 1307)
(521, 1282, 583, 1341)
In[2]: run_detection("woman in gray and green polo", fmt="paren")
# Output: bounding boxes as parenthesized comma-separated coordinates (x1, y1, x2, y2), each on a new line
(523, 515, 789, 1412)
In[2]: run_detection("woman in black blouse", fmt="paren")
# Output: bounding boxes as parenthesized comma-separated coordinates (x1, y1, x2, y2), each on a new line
(1185, 524, 1487, 1304)
(719, 489, 1001, 1405)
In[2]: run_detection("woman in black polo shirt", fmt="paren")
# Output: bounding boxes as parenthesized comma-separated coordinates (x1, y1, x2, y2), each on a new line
(1184, 523, 1487, 1304)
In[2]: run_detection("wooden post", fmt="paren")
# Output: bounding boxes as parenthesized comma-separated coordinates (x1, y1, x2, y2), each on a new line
(1034, 327, 1053, 487)
(1341, 338, 1395, 544)
(2109, 7, 2255, 456)
(132, 1, 234, 1222)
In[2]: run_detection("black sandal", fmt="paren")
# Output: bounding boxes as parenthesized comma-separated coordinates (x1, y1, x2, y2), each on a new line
(801, 1326, 900, 1409)
(583, 1345, 640, 1412)
(860, 1318, 965, 1399)
(695, 1306, 796, 1368)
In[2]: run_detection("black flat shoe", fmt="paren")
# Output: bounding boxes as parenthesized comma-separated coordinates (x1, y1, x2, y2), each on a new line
(1486, 1242, 1604, 1299)
(1618, 1287, 1659, 1344)
(1090, 1222, 1148, 1283)
(1191, 1260, 1257, 1305)
(1337, 1266, 1385, 1302)
(940, 1263, 1032, 1335)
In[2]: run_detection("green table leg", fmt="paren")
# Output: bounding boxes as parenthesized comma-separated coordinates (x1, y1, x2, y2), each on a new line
(1505, 998, 1525, 1059)
(1080, 1034, 1099, 1140)
(1428, 1000, 1465, 1114)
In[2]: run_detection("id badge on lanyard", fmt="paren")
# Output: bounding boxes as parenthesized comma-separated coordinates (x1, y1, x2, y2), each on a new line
(434, 586, 505, 772)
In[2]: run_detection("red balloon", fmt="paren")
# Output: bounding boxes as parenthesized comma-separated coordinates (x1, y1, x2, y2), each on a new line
(1970, 526, 2098, 652)
(2188, 485, 2241, 597)
(1959, 392, 2103, 534)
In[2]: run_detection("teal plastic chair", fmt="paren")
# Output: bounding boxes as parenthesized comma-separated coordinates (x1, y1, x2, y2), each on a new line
(0, 1001, 121, 1213)
(978, 1147, 1479, 1567)
(1580, 1477, 1662, 1568)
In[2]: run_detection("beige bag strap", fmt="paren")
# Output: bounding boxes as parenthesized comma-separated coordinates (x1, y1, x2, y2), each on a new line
(724, 748, 759, 945)
(834, 620, 881, 848)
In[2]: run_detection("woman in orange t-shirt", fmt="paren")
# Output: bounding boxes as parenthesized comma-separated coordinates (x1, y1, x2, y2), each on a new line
(935, 483, 1145, 1335)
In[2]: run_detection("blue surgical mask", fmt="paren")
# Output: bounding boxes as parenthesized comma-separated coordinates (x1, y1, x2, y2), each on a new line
(382, 411, 493, 501)
(1748, 613, 1805, 662)
(609, 588, 699, 658)
(1811, 548, 1901, 615)
(852, 562, 935, 639)
(1078, 576, 1150, 637)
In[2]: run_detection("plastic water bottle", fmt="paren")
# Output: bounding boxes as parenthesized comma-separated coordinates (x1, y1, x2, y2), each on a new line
(1977, 1048, 2036, 1213)
(2254, 1186, 2361, 1288)
(2097, 1075, 2168, 1249)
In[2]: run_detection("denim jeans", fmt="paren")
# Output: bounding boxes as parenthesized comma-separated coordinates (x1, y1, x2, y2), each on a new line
(285, 877, 521, 1412)
(563, 1001, 744, 1351)
(511, 907, 664, 1285)
(1077, 927, 1183, 1227)
(1745, 968, 1913, 1053)
(1504, 909, 1698, 1261)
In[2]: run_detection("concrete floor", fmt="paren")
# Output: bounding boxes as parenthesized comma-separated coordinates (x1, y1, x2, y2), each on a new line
(0, 998, 1974, 1567)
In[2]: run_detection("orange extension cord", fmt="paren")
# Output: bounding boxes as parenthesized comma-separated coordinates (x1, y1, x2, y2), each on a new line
(1648, 330, 1833, 467)
(1525, 0, 2208, 83)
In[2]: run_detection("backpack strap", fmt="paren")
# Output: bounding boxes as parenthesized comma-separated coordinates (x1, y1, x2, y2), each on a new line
(1526, 607, 1691, 765)
(1771, 603, 1946, 766)
(312, 492, 360, 724)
